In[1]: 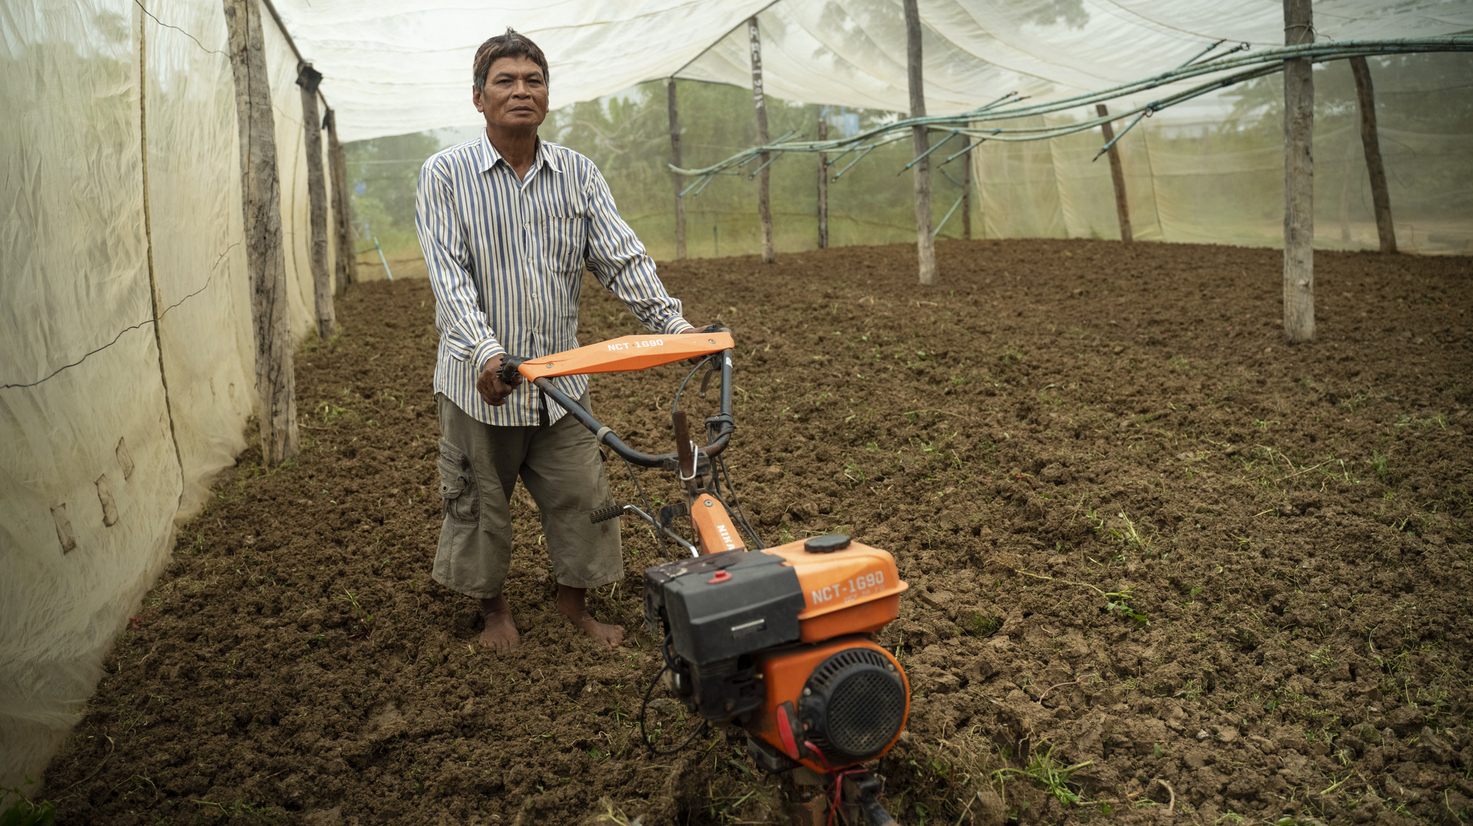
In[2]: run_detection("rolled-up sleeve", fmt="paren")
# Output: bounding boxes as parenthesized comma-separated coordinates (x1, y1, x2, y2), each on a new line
(416, 157, 504, 374)
(581, 166, 693, 335)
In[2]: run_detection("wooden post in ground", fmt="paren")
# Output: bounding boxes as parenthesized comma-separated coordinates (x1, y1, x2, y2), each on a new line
(224, 0, 298, 463)
(667, 78, 687, 260)
(748, 17, 774, 264)
(903, 0, 936, 285)
(325, 108, 353, 294)
(1350, 56, 1397, 253)
(1096, 103, 1133, 243)
(961, 138, 973, 240)
(1282, 0, 1315, 344)
(817, 116, 829, 249)
(297, 62, 334, 339)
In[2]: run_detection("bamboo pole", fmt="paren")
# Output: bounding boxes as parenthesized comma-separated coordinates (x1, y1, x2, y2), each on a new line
(903, 0, 937, 285)
(667, 78, 687, 260)
(748, 17, 774, 264)
(1350, 56, 1397, 253)
(325, 108, 353, 294)
(817, 116, 829, 249)
(1095, 103, 1133, 243)
(297, 62, 334, 339)
(1282, 0, 1315, 344)
(224, 0, 298, 463)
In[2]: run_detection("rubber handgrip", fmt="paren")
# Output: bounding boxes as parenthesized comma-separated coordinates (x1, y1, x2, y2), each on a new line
(589, 505, 624, 524)
(497, 355, 527, 385)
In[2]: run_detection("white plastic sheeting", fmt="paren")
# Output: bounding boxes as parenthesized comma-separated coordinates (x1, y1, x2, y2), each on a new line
(282, 0, 1470, 254)
(0, 0, 335, 791)
(272, 0, 1473, 142)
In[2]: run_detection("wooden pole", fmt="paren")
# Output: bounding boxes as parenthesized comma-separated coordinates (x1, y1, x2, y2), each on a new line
(325, 108, 353, 294)
(1282, 0, 1315, 344)
(1339, 134, 1355, 244)
(1350, 56, 1397, 254)
(817, 116, 829, 249)
(961, 138, 973, 240)
(297, 62, 334, 339)
(667, 78, 687, 260)
(903, 0, 936, 285)
(224, 0, 298, 463)
(748, 17, 774, 264)
(1095, 103, 1133, 243)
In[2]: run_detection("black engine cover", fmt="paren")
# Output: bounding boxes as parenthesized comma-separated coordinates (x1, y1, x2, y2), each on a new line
(644, 550, 805, 720)
(643, 550, 804, 665)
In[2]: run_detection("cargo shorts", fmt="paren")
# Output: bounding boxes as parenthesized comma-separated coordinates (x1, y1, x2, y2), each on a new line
(432, 392, 621, 598)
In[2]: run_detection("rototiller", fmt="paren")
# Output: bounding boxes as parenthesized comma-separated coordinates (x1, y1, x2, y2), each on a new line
(500, 328, 908, 825)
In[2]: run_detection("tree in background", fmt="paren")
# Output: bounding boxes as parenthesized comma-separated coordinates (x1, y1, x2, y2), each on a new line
(343, 131, 442, 252)
(1213, 53, 1472, 245)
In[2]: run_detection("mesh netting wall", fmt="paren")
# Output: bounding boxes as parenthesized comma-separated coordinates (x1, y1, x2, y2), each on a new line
(434, 55, 1468, 262)
(0, 0, 336, 791)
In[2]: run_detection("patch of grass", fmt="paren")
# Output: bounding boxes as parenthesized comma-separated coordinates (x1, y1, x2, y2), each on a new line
(1110, 511, 1154, 557)
(1309, 646, 1338, 671)
(1369, 450, 1390, 480)
(992, 744, 1092, 807)
(967, 612, 1003, 638)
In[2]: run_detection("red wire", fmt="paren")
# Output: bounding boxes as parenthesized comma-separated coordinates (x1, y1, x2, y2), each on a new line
(812, 746, 865, 826)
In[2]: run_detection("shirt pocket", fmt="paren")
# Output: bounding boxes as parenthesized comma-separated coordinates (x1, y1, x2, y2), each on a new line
(542, 210, 587, 276)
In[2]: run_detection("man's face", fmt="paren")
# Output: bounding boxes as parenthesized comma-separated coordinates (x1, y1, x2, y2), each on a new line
(473, 55, 548, 134)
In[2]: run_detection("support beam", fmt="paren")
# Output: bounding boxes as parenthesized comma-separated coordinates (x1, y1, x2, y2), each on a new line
(1350, 56, 1397, 253)
(961, 138, 973, 240)
(748, 17, 774, 264)
(297, 62, 334, 339)
(903, 0, 937, 285)
(817, 116, 829, 249)
(1282, 0, 1315, 344)
(325, 108, 353, 294)
(224, 0, 298, 463)
(1096, 103, 1133, 243)
(667, 78, 687, 260)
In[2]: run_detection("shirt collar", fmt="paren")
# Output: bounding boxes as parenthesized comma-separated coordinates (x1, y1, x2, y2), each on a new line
(477, 131, 562, 175)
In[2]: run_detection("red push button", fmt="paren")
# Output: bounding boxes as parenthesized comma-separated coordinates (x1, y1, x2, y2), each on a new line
(707, 570, 732, 584)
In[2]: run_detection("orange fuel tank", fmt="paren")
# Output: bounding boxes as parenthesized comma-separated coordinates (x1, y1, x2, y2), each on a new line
(759, 534, 907, 642)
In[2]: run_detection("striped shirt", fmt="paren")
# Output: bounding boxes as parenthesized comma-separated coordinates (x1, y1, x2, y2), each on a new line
(416, 132, 692, 426)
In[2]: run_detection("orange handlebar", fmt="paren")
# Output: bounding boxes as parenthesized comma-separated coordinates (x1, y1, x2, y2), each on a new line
(515, 332, 734, 380)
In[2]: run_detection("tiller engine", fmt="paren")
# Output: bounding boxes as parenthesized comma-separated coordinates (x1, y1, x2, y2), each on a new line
(502, 328, 908, 825)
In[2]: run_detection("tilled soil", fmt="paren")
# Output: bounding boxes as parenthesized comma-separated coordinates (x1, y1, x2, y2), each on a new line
(44, 239, 1473, 825)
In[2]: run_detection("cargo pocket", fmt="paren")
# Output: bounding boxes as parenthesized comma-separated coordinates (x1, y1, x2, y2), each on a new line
(437, 438, 478, 523)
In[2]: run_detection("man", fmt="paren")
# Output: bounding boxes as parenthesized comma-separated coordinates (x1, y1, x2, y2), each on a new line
(415, 29, 699, 651)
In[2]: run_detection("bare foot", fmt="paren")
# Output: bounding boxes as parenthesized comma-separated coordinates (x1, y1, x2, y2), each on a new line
(478, 596, 519, 652)
(557, 585, 625, 648)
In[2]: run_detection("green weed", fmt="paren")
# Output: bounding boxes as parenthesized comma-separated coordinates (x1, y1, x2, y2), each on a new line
(992, 745, 1092, 807)
(339, 591, 375, 638)
(1, 779, 55, 826)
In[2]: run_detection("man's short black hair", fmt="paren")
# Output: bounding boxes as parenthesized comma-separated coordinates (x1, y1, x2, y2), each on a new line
(473, 28, 549, 93)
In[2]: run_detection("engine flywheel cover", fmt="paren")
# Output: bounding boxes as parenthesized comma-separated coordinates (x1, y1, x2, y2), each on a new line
(800, 647, 907, 763)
